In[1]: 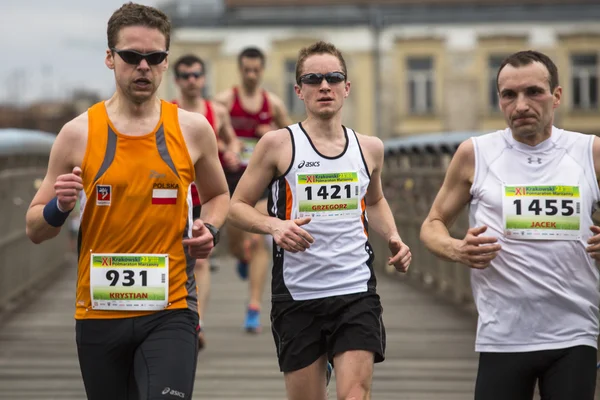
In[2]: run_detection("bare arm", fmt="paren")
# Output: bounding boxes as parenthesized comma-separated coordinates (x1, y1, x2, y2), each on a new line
(420, 140, 476, 262)
(360, 135, 401, 242)
(268, 93, 293, 129)
(228, 130, 283, 234)
(215, 103, 241, 155)
(180, 111, 230, 228)
(25, 116, 86, 244)
(593, 136, 600, 182)
(228, 129, 314, 252)
(213, 89, 234, 111)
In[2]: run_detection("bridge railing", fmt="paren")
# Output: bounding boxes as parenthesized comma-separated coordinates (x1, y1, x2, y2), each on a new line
(371, 131, 488, 309)
(0, 129, 69, 317)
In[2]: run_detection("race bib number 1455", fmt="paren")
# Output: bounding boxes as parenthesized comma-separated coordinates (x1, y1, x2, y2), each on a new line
(502, 185, 582, 240)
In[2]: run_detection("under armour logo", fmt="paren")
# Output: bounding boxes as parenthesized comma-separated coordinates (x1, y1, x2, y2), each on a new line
(527, 157, 542, 164)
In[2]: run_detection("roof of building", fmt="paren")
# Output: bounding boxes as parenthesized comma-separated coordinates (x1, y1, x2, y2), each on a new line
(160, 0, 600, 28)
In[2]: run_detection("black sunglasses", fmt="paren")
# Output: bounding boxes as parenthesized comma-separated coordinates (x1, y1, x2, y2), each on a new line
(176, 71, 204, 80)
(112, 48, 168, 65)
(297, 72, 346, 85)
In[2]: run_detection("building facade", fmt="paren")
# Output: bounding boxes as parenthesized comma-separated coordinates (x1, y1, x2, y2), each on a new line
(157, 0, 600, 138)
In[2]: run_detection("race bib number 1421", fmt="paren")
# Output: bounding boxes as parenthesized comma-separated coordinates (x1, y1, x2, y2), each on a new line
(296, 172, 362, 220)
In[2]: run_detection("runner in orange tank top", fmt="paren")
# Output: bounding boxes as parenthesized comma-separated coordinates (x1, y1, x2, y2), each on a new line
(215, 47, 292, 334)
(25, 4, 229, 400)
(172, 53, 241, 351)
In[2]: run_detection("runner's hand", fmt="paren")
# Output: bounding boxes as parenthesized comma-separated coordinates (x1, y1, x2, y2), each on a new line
(222, 150, 241, 172)
(55, 167, 83, 212)
(454, 226, 501, 269)
(271, 217, 314, 253)
(586, 225, 600, 260)
(182, 219, 214, 259)
(388, 236, 411, 273)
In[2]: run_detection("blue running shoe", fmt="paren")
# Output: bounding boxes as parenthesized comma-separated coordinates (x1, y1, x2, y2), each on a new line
(326, 361, 333, 387)
(244, 306, 261, 333)
(237, 260, 248, 280)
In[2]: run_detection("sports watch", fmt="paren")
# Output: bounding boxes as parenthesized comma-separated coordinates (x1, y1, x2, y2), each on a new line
(204, 223, 220, 246)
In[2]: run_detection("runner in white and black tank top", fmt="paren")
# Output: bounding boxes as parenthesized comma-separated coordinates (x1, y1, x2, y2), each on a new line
(470, 127, 600, 354)
(421, 51, 600, 400)
(227, 43, 411, 399)
(268, 123, 376, 301)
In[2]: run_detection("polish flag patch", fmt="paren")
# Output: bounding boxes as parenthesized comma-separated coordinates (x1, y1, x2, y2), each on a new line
(152, 189, 177, 205)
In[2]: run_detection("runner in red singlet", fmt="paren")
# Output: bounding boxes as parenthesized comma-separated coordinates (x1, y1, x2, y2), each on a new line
(173, 54, 241, 349)
(215, 47, 291, 333)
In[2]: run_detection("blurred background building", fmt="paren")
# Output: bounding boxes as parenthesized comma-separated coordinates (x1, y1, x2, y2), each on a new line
(157, 0, 600, 139)
(0, 0, 598, 138)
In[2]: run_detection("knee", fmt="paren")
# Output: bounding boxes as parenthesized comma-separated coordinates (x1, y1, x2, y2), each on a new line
(337, 382, 371, 400)
(228, 240, 244, 259)
(249, 234, 268, 252)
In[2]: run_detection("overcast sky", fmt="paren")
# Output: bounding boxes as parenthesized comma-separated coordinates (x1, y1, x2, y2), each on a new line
(0, 0, 162, 105)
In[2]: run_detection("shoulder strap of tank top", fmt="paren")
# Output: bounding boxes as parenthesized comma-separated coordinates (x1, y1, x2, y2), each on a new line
(261, 90, 270, 113)
(204, 100, 216, 131)
(87, 101, 106, 122)
(232, 87, 240, 109)
(160, 100, 178, 121)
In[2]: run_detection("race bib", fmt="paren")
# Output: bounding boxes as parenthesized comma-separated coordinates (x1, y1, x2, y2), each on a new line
(90, 253, 169, 311)
(502, 185, 582, 240)
(296, 171, 362, 220)
(239, 137, 259, 167)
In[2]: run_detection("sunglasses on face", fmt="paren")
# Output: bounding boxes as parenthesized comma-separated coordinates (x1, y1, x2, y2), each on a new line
(176, 71, 204, 80)
(297, 72, 346, 85)
(111, 48, 168, 65)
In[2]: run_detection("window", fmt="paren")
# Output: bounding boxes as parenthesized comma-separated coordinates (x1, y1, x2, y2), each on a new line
(488, 55, 507, 111)
(571, 54, 598, 110)
(285, 59, 305, 116)
(406, 57, 434, 114)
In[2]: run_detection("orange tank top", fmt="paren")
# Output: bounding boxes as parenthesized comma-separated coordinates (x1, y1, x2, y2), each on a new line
(75, 100, 196, 320)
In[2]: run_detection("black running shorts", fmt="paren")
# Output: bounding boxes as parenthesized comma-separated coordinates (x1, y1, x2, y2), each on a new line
(474, 345, 597, 400)
(76, 309, 199, 400)
(192, 205, 201, 220)
(270, 292, 386, 373)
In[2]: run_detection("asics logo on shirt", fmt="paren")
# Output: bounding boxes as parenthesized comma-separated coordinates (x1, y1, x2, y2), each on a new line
(297, 160, 320, 168)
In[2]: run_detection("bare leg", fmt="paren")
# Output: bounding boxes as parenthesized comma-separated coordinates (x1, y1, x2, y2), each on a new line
(284, 355, 329, 400)
(194, 258, 210, 350)
(333, 350, 375, 400)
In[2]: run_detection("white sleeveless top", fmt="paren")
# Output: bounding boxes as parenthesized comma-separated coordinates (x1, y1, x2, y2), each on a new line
(469, 127, 600, 352)
(267, 123, 377, 301)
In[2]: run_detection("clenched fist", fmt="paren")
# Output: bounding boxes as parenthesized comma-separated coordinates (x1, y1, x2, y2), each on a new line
(55, 167, 83, 212)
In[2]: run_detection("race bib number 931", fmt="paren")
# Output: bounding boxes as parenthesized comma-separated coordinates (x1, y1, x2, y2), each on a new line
(90, 253, 169, 311)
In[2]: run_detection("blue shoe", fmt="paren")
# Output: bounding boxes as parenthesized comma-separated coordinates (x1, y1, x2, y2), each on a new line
(326, 361, 333, 387)
(244, 307, 261, 333)
(237, 260, 248, 280)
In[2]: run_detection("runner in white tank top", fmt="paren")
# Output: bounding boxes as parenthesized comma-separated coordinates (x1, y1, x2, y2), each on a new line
(228, 41, 411, 400)
(421, 50, 600, 400)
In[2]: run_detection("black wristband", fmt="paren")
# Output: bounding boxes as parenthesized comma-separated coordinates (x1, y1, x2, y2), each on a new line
(204, 223, 220, 246)
(43, 197, 72, 227)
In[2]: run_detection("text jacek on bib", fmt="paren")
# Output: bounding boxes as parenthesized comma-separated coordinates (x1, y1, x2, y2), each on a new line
(296, 171, 361, 220)
(90, 253, 169, 310)
(502, 184, 582, 240)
